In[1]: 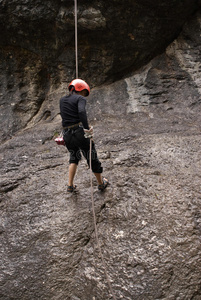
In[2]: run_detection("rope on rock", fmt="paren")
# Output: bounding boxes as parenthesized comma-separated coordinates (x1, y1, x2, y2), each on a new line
(89, 140, 117, 300)
(74, 0, 78, 78)
(73, 1, 117, 299)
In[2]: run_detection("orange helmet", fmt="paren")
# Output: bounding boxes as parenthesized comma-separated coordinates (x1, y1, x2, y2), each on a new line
(68, 79, 90, 96)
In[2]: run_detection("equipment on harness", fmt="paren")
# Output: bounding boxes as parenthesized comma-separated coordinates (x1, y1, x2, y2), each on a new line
(55, 123, 82, 146)
(55, 136, 65, 146)
(68, 79, 90, 96)
(55, 132, 65, 146)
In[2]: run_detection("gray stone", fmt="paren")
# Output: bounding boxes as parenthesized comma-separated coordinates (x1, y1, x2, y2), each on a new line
(0, 2, 201, 300)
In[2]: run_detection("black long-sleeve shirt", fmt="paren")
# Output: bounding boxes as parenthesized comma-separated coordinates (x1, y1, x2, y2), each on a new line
(60, 94, 89, 129)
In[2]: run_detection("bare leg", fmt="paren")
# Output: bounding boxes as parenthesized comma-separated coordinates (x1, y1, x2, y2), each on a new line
(68, 163, 77, 186)
(94, 172, 103, 185)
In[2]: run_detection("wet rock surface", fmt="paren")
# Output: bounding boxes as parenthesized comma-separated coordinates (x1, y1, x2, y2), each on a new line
(0, 3, 201, 300)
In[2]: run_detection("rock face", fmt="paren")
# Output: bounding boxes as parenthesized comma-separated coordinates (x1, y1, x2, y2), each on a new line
(0, 1, 201, 300)
(0, 0, 199, 141)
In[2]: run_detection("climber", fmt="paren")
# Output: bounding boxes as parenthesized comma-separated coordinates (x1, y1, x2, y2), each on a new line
(60, 78, 109, 193)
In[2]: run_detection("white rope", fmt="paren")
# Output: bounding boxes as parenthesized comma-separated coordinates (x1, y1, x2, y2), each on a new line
(74, 0, 78, 78)
(89, 139, 117, 300)
(74, 1, 117, 298)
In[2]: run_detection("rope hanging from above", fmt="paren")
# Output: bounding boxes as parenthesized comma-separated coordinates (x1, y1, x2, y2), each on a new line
(73, 1, 117, 299)
(74, 0, 78, 78)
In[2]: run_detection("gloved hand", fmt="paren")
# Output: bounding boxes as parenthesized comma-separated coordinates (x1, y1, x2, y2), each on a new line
(84, 126, 93, 139)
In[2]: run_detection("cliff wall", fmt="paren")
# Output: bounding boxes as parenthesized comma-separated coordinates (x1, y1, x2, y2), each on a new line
(0, 1, 201, 299)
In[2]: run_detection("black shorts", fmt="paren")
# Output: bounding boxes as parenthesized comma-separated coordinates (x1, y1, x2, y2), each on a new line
(63, 127, 103, 174)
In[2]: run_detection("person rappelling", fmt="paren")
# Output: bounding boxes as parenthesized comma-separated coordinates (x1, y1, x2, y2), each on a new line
(59, 79, 109, 193)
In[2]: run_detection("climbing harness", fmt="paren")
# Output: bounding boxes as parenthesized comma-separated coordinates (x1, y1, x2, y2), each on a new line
(64, 122, 82, 130)
(74, 1, 117, 299)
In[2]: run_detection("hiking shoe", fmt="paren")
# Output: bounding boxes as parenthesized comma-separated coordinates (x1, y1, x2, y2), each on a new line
(67, 185, 77, 193)
(98, 178, 109, 191)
